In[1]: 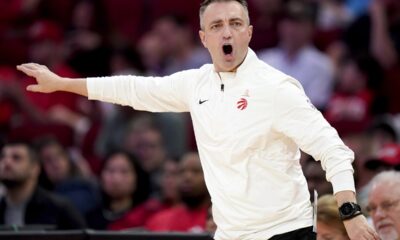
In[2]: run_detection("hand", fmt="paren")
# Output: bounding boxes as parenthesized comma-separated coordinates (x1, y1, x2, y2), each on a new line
(16, 63, 62, 93)
(343, 215, 380, 240)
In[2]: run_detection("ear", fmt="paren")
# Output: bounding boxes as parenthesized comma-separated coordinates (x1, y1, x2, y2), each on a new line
(248, 25, 253, 40)
(199, 30, 207, 48)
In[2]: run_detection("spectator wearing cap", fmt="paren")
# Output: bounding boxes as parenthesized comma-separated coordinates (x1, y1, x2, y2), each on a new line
(357, 143, 400, 212)
(258, 0, 335, 110)
(365, 144, 400, 171)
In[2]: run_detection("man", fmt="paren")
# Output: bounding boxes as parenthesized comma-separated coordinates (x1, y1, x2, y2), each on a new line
(16, 0, 379, 239)
(0, 141, 86, 229)
(146, 152, 210, 232)
(367, 171, 400, 240)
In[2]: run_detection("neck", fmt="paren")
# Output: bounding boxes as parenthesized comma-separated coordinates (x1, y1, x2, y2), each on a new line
(6, 179, 36, 205)
(110, 197, 132, 212)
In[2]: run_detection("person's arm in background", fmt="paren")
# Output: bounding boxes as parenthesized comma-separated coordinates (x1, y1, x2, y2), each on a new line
(369, 0, 398, 69)
(17, 63, 88, 96)
(271, 78, 380, 240)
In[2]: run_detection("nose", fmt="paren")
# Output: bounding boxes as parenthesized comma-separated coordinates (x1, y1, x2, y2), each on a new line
(222, 25, 232, 39)
(373, 206, 388, 220)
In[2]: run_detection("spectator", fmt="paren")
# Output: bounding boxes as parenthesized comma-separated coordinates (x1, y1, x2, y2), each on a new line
(0, 140, 86, 229)
(121, 116, 169, 196)
(66, 0, 110, 77)
(86, 151, 152, 230)
(146, 152, 210, 232)
(317, 194, 350, 240)
(35, 137, 100, 216)
(247, 0, 283, 50)
(259, 0, 335, 110)
(143, 159, 182, 224)
(343, 0, 400, 69)
(364, 143, 400, 172)
(367, 117, 398, 151)
(366, 171, 400, 240)
(324, 55, 384, 136)
(155, 158, 181, 209)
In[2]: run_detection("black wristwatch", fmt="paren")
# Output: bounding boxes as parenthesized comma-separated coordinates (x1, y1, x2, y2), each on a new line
(338, 202, 362, 221)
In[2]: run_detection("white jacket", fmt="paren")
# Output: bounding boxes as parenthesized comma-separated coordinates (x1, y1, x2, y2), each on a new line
(88, 49, 355, 240)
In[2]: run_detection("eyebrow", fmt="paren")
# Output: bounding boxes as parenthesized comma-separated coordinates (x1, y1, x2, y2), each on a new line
(208, 17, 245, 26)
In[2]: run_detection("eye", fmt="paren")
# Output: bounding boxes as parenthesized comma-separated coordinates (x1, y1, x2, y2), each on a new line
(210, 23, 222, 30)
(231, 21, 242, 28)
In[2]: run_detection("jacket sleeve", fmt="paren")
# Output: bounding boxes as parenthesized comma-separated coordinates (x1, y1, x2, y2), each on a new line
(271, 78, 355, 193)
(87, 69, 199, 112)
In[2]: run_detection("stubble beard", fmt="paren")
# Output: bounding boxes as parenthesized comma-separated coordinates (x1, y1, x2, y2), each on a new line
(0, 178, 27, 190)
(378, 228, 399, 240)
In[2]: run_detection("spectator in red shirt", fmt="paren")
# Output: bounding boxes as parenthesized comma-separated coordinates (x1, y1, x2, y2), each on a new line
(146, 152, 210, 233)
(325, 55, 384, 136)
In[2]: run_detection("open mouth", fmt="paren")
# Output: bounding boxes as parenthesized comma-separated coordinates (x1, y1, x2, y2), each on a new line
(223, 44, 233, 55)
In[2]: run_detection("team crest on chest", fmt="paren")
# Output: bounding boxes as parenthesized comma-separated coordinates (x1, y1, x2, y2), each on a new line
(237, 89, 250, 110)
(237, 98, 248, 110)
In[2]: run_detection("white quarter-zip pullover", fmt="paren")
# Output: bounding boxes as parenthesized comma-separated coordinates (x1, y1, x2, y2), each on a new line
(87, 49, 355, 240)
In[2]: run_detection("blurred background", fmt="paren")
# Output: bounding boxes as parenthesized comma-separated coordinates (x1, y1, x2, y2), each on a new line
(0, 0, 399, 237)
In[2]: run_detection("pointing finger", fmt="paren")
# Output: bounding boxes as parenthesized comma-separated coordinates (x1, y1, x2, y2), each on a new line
(16, 65, 38, 77)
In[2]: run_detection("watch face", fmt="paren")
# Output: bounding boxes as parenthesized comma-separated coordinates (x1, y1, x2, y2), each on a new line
(341, 203, 354, 215)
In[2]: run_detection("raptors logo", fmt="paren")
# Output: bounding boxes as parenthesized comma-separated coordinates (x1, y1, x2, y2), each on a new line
(237, 98, 248, 110)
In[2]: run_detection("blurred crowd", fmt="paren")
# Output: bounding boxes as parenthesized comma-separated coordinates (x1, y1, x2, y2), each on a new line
(0, 0, 399, 238)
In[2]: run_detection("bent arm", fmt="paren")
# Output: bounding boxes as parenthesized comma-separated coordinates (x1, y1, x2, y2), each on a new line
(271, 78, 380, 240)
(271, 78, 355, 193)
(17, 63, 88, 96)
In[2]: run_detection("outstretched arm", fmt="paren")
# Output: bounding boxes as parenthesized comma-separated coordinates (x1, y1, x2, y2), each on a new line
(16, 63, 88, 97)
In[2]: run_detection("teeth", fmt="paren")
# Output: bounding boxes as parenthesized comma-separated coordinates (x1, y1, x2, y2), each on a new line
(223, 45, 233, 55)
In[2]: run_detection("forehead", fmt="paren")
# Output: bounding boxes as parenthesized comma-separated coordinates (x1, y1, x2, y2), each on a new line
(180, 154, 201, 168)
(369, 181, 400, 201)
(3, 145, 29, 155)
(202, 1, 247, 24)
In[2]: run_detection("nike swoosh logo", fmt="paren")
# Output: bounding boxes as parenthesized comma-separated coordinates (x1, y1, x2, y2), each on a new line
(199, 99, 209, 104)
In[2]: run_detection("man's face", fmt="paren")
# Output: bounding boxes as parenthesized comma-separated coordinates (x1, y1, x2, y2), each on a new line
(0, 145, 37, 188)
(368, 181, 400, 240)
(199, 1, 253, 72)
(178, 153, 208, 200)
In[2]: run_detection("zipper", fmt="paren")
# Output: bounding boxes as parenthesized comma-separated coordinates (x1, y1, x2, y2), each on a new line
(216, 72, 225, 101)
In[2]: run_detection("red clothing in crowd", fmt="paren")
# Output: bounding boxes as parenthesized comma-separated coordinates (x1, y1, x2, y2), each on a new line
(324, 90, 373, 136)
(107, 198, 167, 231)
(146, 204, 208, 232)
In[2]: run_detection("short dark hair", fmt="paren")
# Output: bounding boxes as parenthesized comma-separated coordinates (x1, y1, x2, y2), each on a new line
(2, 140, 39, 165)
(199, 0, 249, 29)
